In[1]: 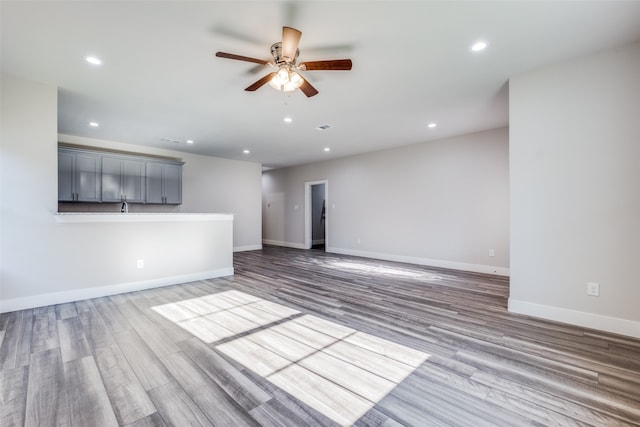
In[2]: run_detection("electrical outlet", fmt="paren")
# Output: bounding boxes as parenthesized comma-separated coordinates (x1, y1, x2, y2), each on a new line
(137, 259, 144, 269)
(587, 282, 599, 297)
(488, 249, 495, 257)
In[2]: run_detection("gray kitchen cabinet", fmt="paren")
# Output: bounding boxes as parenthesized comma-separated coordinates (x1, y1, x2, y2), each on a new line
(146, 161, 183, 204)
(58, 146, 183, 205)
(58, 148, 101, 202)
(101, 156, 145, 203)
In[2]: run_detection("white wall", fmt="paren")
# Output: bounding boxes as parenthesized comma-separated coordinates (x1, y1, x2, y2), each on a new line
(509, 42, 640, 338)
(58, 134, 263, 251)
(1, 73, 59, 308)
(263, 127, 510, 275)
(0, 73, 261, 311)
(3, 215, 234, 312)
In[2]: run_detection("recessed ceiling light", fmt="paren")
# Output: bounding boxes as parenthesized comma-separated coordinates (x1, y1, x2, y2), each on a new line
(324, 147, 331, 152)
(85, 56, 102, 65)
(283, 117, 293, 123)
(186, 139, 194, 144)
(428, 123, 437, 128)
(89, 122, 99, 127)
(471, 41, 487, 52)
(243, 149, 251, 154)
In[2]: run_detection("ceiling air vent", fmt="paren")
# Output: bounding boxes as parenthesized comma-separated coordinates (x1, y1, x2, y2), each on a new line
(160, 138, 181, 144)
(316, 124, 332, 131)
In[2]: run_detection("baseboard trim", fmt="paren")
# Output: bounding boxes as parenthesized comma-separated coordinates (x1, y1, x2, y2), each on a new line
(508, 298, 640, 339)
(327, 246, 510, 276)
(233, 244, 263, 252)
(0, 267, 234, 313)
(262, 239, 307, 250)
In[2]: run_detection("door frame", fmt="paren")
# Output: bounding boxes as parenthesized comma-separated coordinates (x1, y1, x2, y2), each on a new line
(304, 180, 328, 250)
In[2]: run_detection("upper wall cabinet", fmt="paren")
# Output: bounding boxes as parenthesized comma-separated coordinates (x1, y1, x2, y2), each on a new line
(58, 147, 183, 204)
(102, 156, 145, 203)
(58, 149, 102, 202)
(146, 161, 182, 204)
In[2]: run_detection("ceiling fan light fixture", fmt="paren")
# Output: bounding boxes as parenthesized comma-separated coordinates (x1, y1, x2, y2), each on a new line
(216, 26, 350, 98)
(269, 65, 304, 92)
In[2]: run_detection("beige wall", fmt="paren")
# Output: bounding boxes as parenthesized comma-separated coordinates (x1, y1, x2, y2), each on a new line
(263, 127, 510, 275)
(509, 42, 640, 337)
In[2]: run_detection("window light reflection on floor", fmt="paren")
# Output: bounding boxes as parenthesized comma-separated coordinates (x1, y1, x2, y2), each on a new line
(326, 260, 442, 280)
(152, 290, 430, 426)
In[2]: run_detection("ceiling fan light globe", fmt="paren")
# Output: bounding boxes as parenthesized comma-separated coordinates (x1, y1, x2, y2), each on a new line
(290, 72, 302, 85)
(277, 68, 290, 81)
(269, 67, 303, 92)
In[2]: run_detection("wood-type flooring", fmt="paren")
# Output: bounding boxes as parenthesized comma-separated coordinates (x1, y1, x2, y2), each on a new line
(1, 246, 639, 426)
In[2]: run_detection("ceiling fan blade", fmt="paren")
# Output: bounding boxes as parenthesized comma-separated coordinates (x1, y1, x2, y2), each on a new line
(245, 72, 277, 92)
(299, 77, 319, 98)
(299, 59, 352, 71)
(215, 52, 270, 65)
(281, 26, 302, 61)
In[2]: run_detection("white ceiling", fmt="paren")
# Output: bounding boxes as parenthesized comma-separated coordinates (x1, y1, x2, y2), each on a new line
(2, 1, 640, 169)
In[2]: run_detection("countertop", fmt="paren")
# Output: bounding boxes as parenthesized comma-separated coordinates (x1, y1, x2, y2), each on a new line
(54, 212, 234, 223)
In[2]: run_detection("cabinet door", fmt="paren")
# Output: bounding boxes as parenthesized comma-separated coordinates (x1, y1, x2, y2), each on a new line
(58, 150, 75, 201)
(145, 162, 164, 204)
(163, 163, 182, 204)
(122, 159, 145, 202)
(75, 153, 101, 202)
(101, 157, 122, 202)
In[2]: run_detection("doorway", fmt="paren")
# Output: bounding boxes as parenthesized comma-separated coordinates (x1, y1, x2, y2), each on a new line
(305, 180, 327, 251)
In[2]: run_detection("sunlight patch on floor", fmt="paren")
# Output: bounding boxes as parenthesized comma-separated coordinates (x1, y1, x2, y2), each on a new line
(152, 290, 429, 426)
(151, 290, 300, 343)
(327, 260, 442, 280)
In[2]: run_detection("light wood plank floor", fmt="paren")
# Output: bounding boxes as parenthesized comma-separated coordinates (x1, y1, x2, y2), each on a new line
(1, 246, 639, 426)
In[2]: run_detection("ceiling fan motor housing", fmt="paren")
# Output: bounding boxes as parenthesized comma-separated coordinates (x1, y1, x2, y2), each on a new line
(271, 42, 300, 65)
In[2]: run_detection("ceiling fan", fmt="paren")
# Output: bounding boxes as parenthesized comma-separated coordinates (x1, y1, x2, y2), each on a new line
(215, 26, 352, 98)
